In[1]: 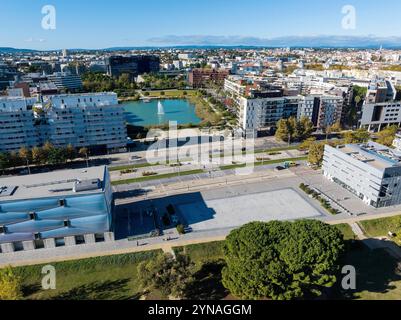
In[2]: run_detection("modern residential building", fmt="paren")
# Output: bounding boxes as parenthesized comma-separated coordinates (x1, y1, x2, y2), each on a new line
(323, 141, 401, 208)
(360, 101, 401, 132)
(298, 95, 344, 128)
(0, 166, 114, 253)
(47, 72, 83, 92)
(105, 55, 160, 80)
(237, 96, 301, 133)
(0, 93, 127, 153)
(39, 93, 127, 152)
(365, 80, 396, 104)
(0, 97, 39, 153)
(235, 94, 343, 135)
(189, 68, 229, 88)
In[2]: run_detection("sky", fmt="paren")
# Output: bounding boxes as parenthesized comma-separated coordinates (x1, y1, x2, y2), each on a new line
(1, 0, 401, 50)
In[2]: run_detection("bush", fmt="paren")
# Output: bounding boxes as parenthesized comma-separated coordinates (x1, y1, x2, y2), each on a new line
(177, 224, 186, 235)
(142, 171, 158, 177)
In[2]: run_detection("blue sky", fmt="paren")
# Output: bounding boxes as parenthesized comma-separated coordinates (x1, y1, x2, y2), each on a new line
(1, 0, 401, 49)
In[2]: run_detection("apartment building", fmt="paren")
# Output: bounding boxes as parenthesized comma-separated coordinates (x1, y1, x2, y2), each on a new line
(0, 97, 39, 153)
(238, 96, 301, 132)
(189, 68, 229, 88)
(0, 93, 127, 153)
(225, 76, 343, 135)
(47, 72, 83, 92)
(323, 141, 401, 208)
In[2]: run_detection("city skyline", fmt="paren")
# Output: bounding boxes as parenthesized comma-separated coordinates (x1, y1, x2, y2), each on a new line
(2, 0, 401, 50)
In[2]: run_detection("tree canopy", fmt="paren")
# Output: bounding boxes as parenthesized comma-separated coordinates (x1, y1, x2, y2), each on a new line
(222, 220, 345, 300)
(307, 142, 326, 167)
(0, 267, 23, 300)
(275, 116, 314, 143)
(376, 125, 398, 147)
(342, 129, 370, 144)
(138, 253, 194, 299)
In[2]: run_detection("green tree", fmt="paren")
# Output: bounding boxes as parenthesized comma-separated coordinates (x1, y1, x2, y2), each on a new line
(0, 266, 23, 300)
(299, 137, 317, 151)
(65, 144, 76, 161)
(19, 147, 32, 174)
(222, 221, 344, 300)
(275, 117, 314, 143)
(308, 142, 326, 167)
(298, 116, 314, 140)
(376, 125, 398, 147)
(275, 119, 293, 143)
(138, 253, 194, 299)
(0, 152, 10, 172)
(342, 129, 370, 144)
(79, 147, 89, 168)
(31, 147, 45, 165)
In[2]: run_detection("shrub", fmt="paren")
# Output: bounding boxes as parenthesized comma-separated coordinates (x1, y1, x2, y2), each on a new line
(177, 224, 186, 235)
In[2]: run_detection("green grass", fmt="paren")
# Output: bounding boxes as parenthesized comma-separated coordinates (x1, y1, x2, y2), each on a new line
(219, 156, 307, 171)
(212, 145, 300, 158)
(338, 243, 401, 300)
(174, 241, 225, 266)
(109, 162, 156, 172)
(335, 223, 356, 240)
(17, 250, 163, 300)
(359, 215, 401, 238)
(111, 169, 204, 185)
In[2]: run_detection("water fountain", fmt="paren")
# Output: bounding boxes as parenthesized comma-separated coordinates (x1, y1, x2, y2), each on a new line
(157, 101, 165, 115)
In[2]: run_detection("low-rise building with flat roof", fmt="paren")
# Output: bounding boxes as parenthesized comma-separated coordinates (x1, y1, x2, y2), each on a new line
(0, 166, 114, 253)
(323, 141, 401, 208)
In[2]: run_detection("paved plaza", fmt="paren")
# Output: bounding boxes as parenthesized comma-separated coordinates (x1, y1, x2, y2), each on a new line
(177, 188, 323, 232)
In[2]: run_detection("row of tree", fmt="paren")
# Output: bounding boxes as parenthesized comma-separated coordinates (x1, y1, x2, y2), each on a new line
(82, 72, 137, 94)
(0, 143, 89, 172)
(275, 117, 315, 143)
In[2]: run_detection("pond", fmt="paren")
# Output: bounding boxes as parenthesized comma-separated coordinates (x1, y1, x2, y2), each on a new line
(122, 99, 202, 127)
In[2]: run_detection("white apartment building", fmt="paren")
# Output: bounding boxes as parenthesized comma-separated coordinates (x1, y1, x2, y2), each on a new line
(225, 76, 344, 135)
(0, 97, 39, 153)
(323, 142, 401, 208)
(236, 94, 343, 134)
(238, 96, 301, 132)
(0, 93, 127, 153)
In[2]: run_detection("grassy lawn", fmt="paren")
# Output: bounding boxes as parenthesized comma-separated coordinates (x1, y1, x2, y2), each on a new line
(109, 162, 156, 172)
(111, 169, 204, 185)
(219, 156, 308, 171)
(335, 223, 356, 240)
(359, 215, 401, 238)
(211, 145, 300, 158)
(174, 241, 225, 266)
(15, 231, 401, 300)
(338, 243, 401, 300)
(17, 250, 163, 300)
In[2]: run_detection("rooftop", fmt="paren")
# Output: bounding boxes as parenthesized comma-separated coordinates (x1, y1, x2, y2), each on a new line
(333, 141, 401, 170)
(0, 166, 106, 202)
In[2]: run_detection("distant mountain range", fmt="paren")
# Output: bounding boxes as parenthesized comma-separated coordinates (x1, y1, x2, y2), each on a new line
(3, 35, 401, 52)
